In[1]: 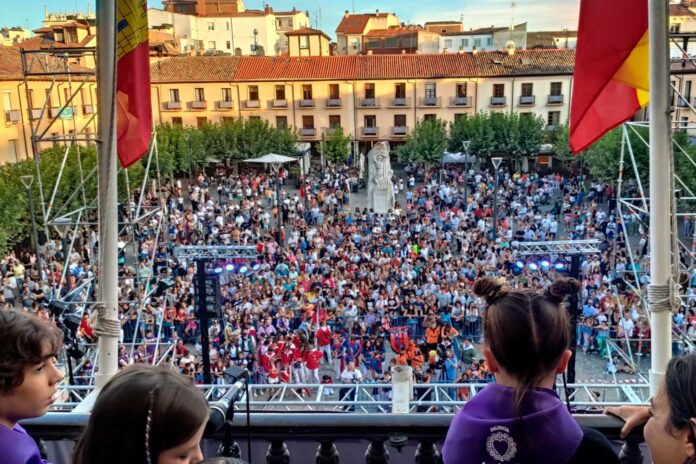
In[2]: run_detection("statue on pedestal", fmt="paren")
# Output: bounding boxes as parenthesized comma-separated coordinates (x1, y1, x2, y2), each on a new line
(367, 142, 395, 214)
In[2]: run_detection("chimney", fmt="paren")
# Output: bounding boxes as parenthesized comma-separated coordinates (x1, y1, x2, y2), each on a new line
(345, 10, 349, 15)
(196, 0, 206, 16)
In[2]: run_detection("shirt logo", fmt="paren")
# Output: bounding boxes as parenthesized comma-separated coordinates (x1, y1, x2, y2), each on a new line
(485, 426, 517, 462)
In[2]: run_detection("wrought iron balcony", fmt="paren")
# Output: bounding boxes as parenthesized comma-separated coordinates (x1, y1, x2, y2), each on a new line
(217, 100, 234, 110)
(325, 98, 342, 107)
(389, 97, 411, 107)
(359, 97, 379, 108)
(449, 96, 471, 107)
(163, 101, 181, 110)
(299, 99, 316, 108)
(23, 410, 645, 464)
(300, 127, 316, 137)
(271, 99, 288, 108)
(361, 126, 379, 137)
(30, 108, 43, 120)
(392, 126, 409, 136)
(82, 104, 94, 114)
(519, 95, 536, 105)
(49, 106, 62, 117)
(190, 100, 207, 109)
(4, 109, 20, 124)
(244, 100, 261, 109)
(419, 96, 441, 107)
(490, 96, 507, 106)
(547, 94, 564, 104)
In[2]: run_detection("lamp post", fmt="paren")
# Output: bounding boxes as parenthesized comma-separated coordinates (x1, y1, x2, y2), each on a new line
(20, 175, 39, 262)
(54, 217, 72, 292)
(462, 140, 471, 209)
(491, 157, 503, 241)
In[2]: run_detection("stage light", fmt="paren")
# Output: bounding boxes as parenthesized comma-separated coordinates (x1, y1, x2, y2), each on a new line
(225, 263, 234, 272)
(515, 261, 524, 269)
(540, 259, 550, 270)
(554, 262, 565, 270)
(214, 266, 223, 274)
(528, 262, 539, 271)
(239, 266, 248, 274)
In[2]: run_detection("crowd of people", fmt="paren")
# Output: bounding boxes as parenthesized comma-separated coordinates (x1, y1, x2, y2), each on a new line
(0, 154, 678, 392)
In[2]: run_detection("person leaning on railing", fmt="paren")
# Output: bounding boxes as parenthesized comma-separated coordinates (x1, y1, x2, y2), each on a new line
(606, 353, 696, 464)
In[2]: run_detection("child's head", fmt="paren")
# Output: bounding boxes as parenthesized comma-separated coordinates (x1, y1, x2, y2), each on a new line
(0, 310, 63, 427)
(74, 364, 209, 464)
(474, 277, 580, 406)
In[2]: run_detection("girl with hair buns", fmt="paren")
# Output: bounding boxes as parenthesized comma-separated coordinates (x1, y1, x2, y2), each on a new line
(442, 277, 619, 464)
(73, 364, 208, 464)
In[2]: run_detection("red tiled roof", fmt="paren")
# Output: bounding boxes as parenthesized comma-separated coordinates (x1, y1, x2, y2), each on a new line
(151, 49, 576, 83)
(424, 21, 461, 25)
(364, 28, 422, 38)
(670, 4, 696, 17)
(0, 45, 93, 80)
(284, 27, 331, 41)
(336, 13, 394, 34)
(32, 27, 53, 33)
(19, 34, 95, 50)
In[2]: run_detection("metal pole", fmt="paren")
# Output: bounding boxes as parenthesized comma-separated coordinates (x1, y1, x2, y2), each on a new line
(24, 183, 40, 261)
(95, 0, 120, 388)
(567, 255, 582, 385)
(196, 259, 212, 384)
(648, 0, 672, 395)
(276, 167, 283, 250)
(493, 174, 499, 240)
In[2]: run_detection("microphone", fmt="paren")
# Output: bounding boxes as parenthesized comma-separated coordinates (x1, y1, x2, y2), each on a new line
(205, 379, 247, 436)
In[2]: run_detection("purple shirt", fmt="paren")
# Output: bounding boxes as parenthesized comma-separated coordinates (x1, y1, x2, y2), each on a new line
(0, 423, 48, 464)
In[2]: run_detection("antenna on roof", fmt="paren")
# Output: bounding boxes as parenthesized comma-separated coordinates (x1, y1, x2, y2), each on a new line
(510, 1, 516, 32)
(315, 7, 322, 29)
(352, 0, 355, 14)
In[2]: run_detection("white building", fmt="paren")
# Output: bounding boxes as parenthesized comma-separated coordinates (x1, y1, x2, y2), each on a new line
(439, 23, 527, 53)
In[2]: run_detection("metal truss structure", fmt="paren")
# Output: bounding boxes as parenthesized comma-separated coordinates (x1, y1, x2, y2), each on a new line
(49, 381, 650, 414)
(172, 245, 260, 261)
(517, 239, 603, 256)
(20, 47, 171, 386)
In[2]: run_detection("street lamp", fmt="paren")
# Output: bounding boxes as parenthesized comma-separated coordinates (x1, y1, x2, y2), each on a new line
(462, 140, 471, 207)
(54, 217, 72, 292)
(491, 157, 503, 241)
(20, 176, 39, 261)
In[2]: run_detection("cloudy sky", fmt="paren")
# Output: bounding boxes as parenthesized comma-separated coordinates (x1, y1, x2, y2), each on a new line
(5, 0, 580, 38)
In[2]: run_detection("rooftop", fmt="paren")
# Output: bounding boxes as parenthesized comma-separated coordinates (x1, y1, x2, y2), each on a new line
(670, 3, 696, 17)
(284, 27, 331, 41)
(336, 12, 396, 34)
(441, 22, 527, 37)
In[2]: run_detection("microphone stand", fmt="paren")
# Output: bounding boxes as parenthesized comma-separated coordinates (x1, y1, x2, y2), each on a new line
(219, 396, 241, 459)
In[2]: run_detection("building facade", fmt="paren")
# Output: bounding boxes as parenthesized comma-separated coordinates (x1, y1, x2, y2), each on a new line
(335, 11, 400, 55)
(363, 27, 440, 54)
(439, 23, 527, 53)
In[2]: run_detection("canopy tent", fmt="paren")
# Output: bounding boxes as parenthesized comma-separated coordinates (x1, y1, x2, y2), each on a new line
(442, 151, 476, 164)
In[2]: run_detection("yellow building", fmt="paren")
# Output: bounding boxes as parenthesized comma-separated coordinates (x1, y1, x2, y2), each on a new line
(335, 11, 400, 55)
(149, 50, 576, 153)
(285, 28, 331, 57)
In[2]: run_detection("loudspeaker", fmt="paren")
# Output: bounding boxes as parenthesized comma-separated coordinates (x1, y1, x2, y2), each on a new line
(47, 300, 68, 317)
(154, 279, 175, 297)
(223, 365, 249, 383)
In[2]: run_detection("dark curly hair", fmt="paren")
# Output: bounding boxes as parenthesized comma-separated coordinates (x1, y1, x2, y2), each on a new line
(0, 310, 63, 392)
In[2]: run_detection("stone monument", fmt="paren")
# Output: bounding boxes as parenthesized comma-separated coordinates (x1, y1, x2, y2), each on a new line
(367, 141, 395, 214)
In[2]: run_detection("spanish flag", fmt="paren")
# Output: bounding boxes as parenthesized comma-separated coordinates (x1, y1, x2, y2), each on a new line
(569, 0, 649, 153)
(116, 0, 152, 167)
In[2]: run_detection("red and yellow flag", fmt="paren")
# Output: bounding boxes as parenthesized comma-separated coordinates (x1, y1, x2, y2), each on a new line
(116, 0, 152, 167)
(569, 0, 649, 153)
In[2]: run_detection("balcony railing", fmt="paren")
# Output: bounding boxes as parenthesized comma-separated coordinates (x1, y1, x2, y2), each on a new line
(359, 97, 379, 108)
(361, 126, 379, 137)
(4, 109, 20, 124)
(449, 96, 471, 107)
(325, 98, 342, 107)
(217, 100, 234, 110)
(547, 94, 564, 104)
(82, 104, 94, 115)
(419, 96, 442, 107)
(49, 107, 61, 117)
(271, 99, 287, 108)
(490, 96, 507, 106)
(392, 126, 409, 136)
(244, 100, 260, 109)
(190, 100, 207, 109)
(30, 108, 42, 120)
(23, 411, 646, 464)
(389, 97, 411, 107)
(299, 99, 315, 108)
(519, 95, 536, 105)
(300, 127, 316, 137)
(163, 101, 181, 110)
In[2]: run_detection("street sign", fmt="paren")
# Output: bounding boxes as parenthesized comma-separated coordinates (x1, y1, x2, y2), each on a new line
(60, 107, 74, 120)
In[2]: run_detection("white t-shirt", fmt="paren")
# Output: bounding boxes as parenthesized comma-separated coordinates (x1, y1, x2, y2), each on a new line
(340, 368, 363, 384)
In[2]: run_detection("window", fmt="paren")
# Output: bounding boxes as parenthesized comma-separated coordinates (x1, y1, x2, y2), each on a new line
(550, 82, 562, 96)
(454, 113, 466, 122)
(197, 40, 204, 50)
(329, 115, 341, 128)
(8, 139, 18, 163)
(171, 117, 183, 125)
(197, 117, 208, 128)
(351, 39, 360, 50)
(45, 89, 53, 108)
(671, 80, 677, 106)
(456, 83, 467, 98)
(686, 80, 693, 102)
(194, 88, 205, 102)
(300, 36, 308, 49)
(207, 22, 215, 31)
(226, 22, 230, 30)
(366, 38, 381, 48)
(275, 85, 286, 100)
(63, 87, 70, 105)
(423, 114, 436, 121)
(425, 82, 437, 98)
(2, 91, 11, 111)
(169, 89, 180, 102)
(385, 37, 399, 48)
(248, 85, 259, 101)
(27, 89, 35, 109)
(222, 116, 234, 123)
(226, 41, 231, 49)
(328, 83, 340, 99)
(249, 116, 261, 121)
(288, 19, 293, 27)
(221, 88, 232, 102)
(394, 114, 406, 127)
(444, 39, 452, 48)
(681, 116, 689, 129)
(365, 83, 375, 99)
(521, 83, 533, 97)
(493, 84, 505, 97)
(302, 115, 314, 128)
(461, 38, 469, 48)
(486, 37, 493, 47)
(395, 83, 406, 99)
(364, 115, 376, 127)
(671, 23, 681, 34)
(302, 84, 313, 100)
(547, 111, 560, 127)
(208, 41, 216, 50)
(276, 116, 288, 128)
(473, 38, 482, 48)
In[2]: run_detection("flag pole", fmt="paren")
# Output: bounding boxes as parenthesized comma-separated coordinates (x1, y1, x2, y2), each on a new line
(95, 0, 120, 389)
(648, 0, 672, 394)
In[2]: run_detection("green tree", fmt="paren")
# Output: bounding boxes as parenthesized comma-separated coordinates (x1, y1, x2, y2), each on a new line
(516, 113, 545, 156)
(324, 126, 351, 164)
(397, 118, 448, 167)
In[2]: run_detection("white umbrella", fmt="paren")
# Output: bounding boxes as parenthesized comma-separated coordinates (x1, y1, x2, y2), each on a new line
(243, 153, 298, 165)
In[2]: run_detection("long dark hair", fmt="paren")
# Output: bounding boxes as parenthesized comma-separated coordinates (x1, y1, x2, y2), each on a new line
(73, 365, 208, 464)
(665, 353, 696, 459)
(474, 276, 580, 414)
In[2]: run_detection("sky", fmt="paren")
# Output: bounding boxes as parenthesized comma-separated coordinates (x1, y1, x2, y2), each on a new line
(2, 0, 580, 39)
